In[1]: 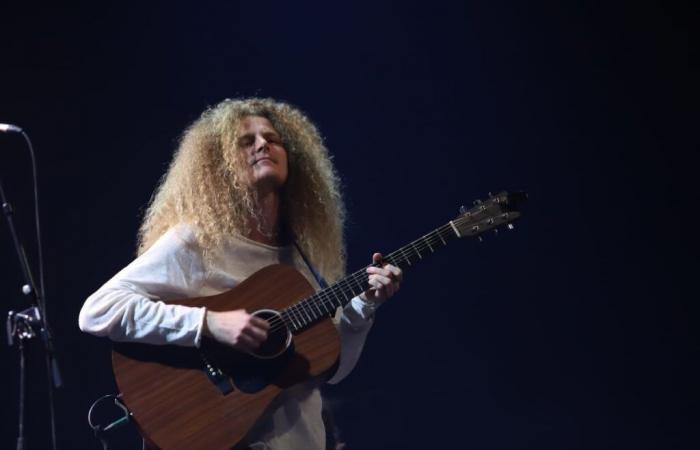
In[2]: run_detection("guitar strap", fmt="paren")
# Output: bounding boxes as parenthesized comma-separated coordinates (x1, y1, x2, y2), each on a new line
(293, 241, 343, 450)
(293, 241, 329, 289)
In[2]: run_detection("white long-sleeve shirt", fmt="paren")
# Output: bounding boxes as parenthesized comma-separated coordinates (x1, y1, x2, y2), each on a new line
(79, 224, 377, 449)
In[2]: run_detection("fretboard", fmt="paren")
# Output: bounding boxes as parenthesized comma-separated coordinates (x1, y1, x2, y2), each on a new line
(280, 221, 459, 333)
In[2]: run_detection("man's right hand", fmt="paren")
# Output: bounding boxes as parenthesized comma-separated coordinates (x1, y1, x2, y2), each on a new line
(203, 309, 269, 352)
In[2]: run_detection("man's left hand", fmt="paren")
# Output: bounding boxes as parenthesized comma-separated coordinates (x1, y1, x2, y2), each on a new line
(359, 252, 403, 304)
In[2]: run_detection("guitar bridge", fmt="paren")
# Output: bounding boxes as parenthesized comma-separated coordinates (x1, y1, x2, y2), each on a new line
(201, 352, 234, 395)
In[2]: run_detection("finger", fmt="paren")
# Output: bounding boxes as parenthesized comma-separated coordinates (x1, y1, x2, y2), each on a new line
(370, 274, 393, 286)
(243, 325, 268, 342)
(372, 252, 383, 264)
(366, 286, 383, 302)
(367, 265, 402, 284)
(236, 333, 259, 351)
(368, 278, 383, 291)
(250, 316, 270, 330)
(366, 266, 392, 277)
(378, 275, 401, 298)
(385, 265, 402, 280)
(383, 281, 396, 298)
(367, 279, 384, 297)
(367, 266, 400, 282)
(369, 276, 394, 298)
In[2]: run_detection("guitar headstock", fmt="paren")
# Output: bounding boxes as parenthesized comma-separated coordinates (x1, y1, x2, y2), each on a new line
(451, 191, 527, 239)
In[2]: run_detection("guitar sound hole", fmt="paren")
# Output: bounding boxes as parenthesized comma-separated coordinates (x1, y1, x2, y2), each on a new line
(251, 309, 291, 359)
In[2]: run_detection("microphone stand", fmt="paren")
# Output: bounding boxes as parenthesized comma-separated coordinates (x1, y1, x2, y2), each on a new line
(2, 167, 62, 450)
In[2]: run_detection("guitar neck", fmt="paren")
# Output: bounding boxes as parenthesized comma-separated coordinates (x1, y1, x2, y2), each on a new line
(281, 221, 459, 333)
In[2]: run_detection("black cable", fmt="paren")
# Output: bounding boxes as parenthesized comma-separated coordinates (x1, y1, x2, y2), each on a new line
(87, 394, 132, 450)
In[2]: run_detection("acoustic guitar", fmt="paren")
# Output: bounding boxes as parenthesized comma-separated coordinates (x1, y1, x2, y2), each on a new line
(112, 191, 527, 450)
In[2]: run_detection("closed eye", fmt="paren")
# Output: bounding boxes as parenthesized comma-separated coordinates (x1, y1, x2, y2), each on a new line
(263, 133, 283, 145)
(237, 135, 255, 148)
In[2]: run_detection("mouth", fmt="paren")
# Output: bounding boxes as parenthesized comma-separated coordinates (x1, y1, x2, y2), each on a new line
(252, 157, 274, 165)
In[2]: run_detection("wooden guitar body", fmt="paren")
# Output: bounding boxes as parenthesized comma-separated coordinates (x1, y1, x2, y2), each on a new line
(112, 264, 341, 450)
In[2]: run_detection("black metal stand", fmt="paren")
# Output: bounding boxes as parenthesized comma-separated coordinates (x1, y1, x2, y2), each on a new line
(2, 149, 62, 450)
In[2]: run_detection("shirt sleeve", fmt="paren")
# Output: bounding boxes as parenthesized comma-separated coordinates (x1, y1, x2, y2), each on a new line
(327, 296, 379, 384)
(78, 225, 208, 347)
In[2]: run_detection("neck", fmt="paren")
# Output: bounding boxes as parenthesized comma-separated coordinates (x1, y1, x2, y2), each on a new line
(247, 191, 283, 246)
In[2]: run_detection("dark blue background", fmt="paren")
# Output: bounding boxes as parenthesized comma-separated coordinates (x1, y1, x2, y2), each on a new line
(0, 2, 696, 449)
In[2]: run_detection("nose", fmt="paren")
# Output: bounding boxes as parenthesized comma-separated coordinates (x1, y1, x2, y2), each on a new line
(254, 135, 269, 153)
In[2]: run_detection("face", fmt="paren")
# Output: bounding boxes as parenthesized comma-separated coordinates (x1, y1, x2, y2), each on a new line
(236, 116, 289, 193)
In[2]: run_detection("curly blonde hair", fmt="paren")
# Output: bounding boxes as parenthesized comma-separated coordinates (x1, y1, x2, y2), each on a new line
(137, 98, 347, 282)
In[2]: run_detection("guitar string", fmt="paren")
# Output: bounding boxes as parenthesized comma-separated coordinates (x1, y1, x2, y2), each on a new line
(264, 208, 508, 333)
(264, 223, 455, 332)
(263, 223, 460, 334)
(264, 237, 445, 334)
(264, 211, 503, 333)
(270, 208, 510, 335)
(264, 211, 501, 334)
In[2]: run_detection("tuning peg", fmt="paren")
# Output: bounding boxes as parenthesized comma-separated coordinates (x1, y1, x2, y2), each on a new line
(493, 228, 499, 236)
(507, 223, 515, 230)
(488, 191, 493, 198)
(477, 236, 483, 242)
(459, 205, 467, 214)
(473, 199, 482, 206)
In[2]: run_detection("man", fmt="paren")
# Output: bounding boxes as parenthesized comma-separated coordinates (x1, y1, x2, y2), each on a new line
(79, 98, 402, 449)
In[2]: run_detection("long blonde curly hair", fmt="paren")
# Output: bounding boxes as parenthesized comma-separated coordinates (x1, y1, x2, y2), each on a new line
(137, 98, 347, 282)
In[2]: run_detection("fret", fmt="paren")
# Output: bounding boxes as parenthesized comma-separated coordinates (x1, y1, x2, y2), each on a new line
(321, 294, 333, 316)
(311, 296, 324, 317)
(282, 310, 299, 332)
(448, 220, 461, 237)
(436, 228, 447, 245)
(316, 296, 331, 315)
(332, 285, 344, 306)
(340, 278, 352, 297)
(335, 286, 348, 302)
(324, 297, 335, 314)
(329, 289, 342, 309)
(323, 296, 335, 315)
(411, 242, 422, 259)
(289, 307, 304, 329)
(323, 294, 335, 313)
(295, 305, 308, 326)
(424, 235, 434, 252)
(300, 304, 313, 323)
(397, 247, 412, 266)
(351, 273, 365, 295)
(333, 288, 348, 306)
(320, 293, 330, 310)
(283, 218, 472, 333)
